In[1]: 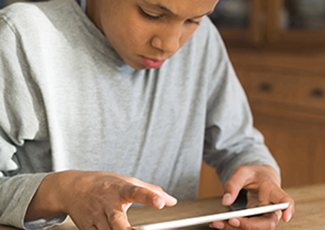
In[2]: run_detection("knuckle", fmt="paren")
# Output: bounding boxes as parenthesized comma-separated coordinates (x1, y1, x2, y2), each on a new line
(152, 185, 163, 192)
(128, 185, 142, 200)
(146, 192, 157, 204)
(104, 179, 123, 191)
(108, 211, 124, 224)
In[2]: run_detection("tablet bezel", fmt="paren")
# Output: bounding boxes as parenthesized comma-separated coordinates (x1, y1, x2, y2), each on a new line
(134, 202, 290, 230)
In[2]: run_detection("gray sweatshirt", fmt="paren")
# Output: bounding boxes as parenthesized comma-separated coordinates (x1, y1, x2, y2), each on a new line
(0, 0, 279, 229)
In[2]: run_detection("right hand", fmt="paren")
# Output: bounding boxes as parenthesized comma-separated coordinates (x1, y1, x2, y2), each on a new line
(25, 170, 178, 230)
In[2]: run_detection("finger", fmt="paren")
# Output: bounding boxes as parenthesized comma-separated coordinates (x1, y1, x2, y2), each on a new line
(222, 167, 254, 206)
(210, 210, 280, 230)
(209, 220, 226, 229)
(122, 203, 132, 212)
(72, 211, 112, 230)
(152, 187, 178, 207)
(93, 214, 113, 230)
(121, 184, 169, 209)
(129, 179, 178, 207)
(276, 194, 295, 223)
(211, 220, 239, 230)
(258, 182, 295, 223)
(106, 209, 132, 230)
(228, 212, 279, 230)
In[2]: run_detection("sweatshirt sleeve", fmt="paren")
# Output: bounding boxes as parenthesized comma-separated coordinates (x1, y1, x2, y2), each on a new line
(202, 19, 280, 187)
(0, 17, 67, 229)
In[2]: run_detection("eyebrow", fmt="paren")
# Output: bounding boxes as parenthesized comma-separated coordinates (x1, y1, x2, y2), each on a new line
(192, 11, 213, 19)
(142, 0, 213, 18)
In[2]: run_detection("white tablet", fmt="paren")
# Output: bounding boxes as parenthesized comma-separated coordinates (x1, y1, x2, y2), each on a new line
(134, 202, 289, 230)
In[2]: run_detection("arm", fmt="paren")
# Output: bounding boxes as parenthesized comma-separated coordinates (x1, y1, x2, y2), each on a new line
(0, 173, 67, 229)
(0, 17, 70, 229)
(202, 19, 294, 229)
(25, 170, 177, 230)
(0, 15, 178, 230)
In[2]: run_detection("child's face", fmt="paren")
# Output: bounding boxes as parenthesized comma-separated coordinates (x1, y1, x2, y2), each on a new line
(87, 0, 218, 69)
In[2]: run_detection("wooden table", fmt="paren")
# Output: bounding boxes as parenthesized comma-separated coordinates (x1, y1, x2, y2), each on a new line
(1, 183, 325, 230)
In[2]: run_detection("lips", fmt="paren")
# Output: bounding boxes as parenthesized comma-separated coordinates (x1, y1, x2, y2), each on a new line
(141, 56, 165, 69)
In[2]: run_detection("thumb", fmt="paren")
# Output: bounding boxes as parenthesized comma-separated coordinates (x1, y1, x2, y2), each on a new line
(222, 168, 253, 206)
(222, 190, 242, 207)
(222, 180, 244, 206)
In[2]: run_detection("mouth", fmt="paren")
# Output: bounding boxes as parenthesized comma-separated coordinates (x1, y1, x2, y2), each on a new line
(140, 56, 165, 69)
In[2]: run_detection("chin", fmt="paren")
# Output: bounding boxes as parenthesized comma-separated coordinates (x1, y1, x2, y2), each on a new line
(125, 60, 147, 70)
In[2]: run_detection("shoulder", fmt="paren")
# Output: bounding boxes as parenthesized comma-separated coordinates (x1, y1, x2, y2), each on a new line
(187, 16, 226, 51)
(0, 0, 59, 20)
(0, 0, 79, 36)
(177, 16, 229, 65)
(173, 16, 231, 74)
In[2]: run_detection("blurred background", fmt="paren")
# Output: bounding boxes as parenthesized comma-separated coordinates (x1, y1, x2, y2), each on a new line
(204, 0, 325, 198)
(1, 0, 325, 198)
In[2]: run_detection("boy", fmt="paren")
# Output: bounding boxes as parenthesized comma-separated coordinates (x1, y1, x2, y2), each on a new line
(0, 0, 294, 229)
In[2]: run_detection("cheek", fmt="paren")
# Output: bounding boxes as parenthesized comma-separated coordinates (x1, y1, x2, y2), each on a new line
(121, 18, 151, 50)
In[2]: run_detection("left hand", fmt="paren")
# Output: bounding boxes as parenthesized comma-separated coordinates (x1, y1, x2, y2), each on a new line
(210, 165, 295, 230)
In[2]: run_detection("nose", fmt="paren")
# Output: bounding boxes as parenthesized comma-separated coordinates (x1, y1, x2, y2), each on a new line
(151, 24, 181, 54)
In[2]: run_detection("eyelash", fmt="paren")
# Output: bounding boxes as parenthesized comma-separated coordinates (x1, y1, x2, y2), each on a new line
(188, 20, 200, 25)
(140, 8, 162, 20)
(140, 8, 200, 25)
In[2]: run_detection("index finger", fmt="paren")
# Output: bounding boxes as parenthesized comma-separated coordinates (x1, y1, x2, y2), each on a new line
(120, 183, 170, 209)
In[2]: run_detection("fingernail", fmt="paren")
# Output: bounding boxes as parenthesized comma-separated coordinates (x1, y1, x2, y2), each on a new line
(222, 193, 232, 206)
(153, 196, 164, 209)
(286, 213, 292, 222)
(170, 196, 178, 205)
(231, 218, 240, 227)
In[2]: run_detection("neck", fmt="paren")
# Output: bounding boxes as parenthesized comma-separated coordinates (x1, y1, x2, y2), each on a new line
(85, 0, 104, 33)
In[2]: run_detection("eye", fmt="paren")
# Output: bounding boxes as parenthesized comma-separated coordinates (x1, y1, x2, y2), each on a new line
(187, 19, 201, 25)
(140, 8, 162, 20)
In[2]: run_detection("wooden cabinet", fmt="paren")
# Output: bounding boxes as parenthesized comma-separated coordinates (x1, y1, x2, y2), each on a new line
(266, 0, 325, 43)
(211, 0, 325, 47)
(233, 48, 325, 187)
(209, 0, 267, 46)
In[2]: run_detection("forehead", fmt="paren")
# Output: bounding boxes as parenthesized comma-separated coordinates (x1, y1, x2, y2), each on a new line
(139, 0, 218, 17)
